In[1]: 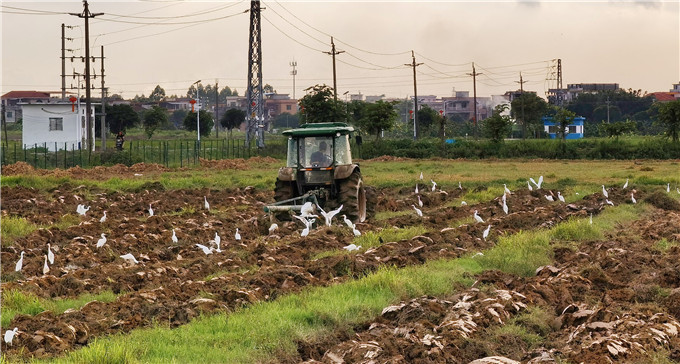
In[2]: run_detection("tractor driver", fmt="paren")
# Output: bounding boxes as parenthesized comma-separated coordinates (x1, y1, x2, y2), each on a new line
(310, 141, 332, 167)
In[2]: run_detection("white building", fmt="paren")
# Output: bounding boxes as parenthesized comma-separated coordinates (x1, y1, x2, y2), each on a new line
(21, 102, 95, 152)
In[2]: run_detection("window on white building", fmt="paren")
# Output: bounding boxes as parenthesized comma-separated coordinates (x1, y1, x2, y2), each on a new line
(49, 117, 63, 131)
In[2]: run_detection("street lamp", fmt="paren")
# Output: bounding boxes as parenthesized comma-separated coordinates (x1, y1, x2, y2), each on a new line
(193, 80, 201, 145)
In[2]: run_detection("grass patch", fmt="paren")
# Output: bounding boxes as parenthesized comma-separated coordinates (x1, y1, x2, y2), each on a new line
(654, 238, 679, 253)
(354, 226, 427, 249)
(490, 323, 544, 349)
(374, 210, 410, 221)
(477, 230, 552, 277)
(1, 216, 37, 247)
(1, 289, 119, 327)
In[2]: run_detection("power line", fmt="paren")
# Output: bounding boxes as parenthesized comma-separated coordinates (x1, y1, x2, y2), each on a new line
(103, 3, 243, 20)
(0, 5, 67, 15)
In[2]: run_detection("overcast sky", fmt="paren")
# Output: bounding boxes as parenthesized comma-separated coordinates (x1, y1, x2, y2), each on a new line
(1, 1, 678, 100)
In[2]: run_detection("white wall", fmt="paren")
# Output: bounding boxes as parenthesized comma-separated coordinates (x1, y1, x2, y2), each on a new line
(21, 103, 94, 152)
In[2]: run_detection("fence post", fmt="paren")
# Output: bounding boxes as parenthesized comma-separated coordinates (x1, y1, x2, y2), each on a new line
(43, 142, 47, 169)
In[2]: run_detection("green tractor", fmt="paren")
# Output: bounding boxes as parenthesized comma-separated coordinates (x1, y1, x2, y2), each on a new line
(265, 122, 373, 223)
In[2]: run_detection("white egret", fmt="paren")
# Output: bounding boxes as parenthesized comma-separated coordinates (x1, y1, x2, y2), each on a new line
(544, 194, 554, 202)
(43, 255, 50, 275)
(172, 228, 178, 244)
(527, 181, 533, 191)
(504, 184, 511, 195)
(196, 243, 213, 255)
(234, 228, 241, 241)
(502, 199, 508, 215)
(204, 196, 210, 210)
(431, 179, 437, 192)
(300, 201, 316, 218)
(606, 199, 615, 206)
(557, 192, 565, 203)
(294, 215, 315, 237)
(47, 243, 54, 265)
(631, 193, 637, 204)
(667, 183, 671, 193)
(530, 176, 543, 189)
(4, 328, 18, 346)
(15, 251, 24, 272)
(148, 204, 154, 217)
(352, 226, 361, 237)
(120, 253, 139, 264)
(415, 184, 419, 194)
(677, 188, 680, 194)
(482, 225, 492, 241)
(623, 179, 629, 189)
(473, 210, 484, 223)
(602, 185, 609, 198)
(342, 214, 354, 229)
(590, 213, 593, 225)
(412, 204, 423, 217)
(100, 211, 107, 223)
(317, 204, 343, 227)
(458, 181, 462, 190)
(96, 233, 107, 248)
(269, 223, 279, 233)
(77, 204, 90, 216)
(461, 201, 467, 206)
(419, 172, 423, 180)
(417, 195, 423, 208)
(343, 243, 361, 252)
(214, 232, 222, 252)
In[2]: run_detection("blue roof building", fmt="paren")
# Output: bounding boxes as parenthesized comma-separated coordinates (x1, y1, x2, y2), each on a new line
(542, 116, 585, 139)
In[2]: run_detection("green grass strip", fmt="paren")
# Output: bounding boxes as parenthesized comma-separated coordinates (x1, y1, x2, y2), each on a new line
(1, 290, 119, 328)
(25, 204, 644, 364)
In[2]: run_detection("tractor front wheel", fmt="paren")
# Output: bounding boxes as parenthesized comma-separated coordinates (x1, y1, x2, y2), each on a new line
(338, 170, 367, 223)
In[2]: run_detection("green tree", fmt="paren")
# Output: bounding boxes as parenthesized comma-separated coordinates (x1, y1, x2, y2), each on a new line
(272, 112, 299, 129)
(263, 84, 276, 94)
(184, 109, 214, 137)
(553, 107, 577, 142)
(593, 104, 622, 122)
(298, 84, 346, 124)
(657, 100, 680, 142)
(106, 104, 140, 134)
(357, 100, 398, 140)
(511, 93, 548, 139)
(170, 109, 187, 128)
(143, 106, 168, 139)
(598, 120, 637, 139)
(220, 108, 245, 134)
(482, 104, 512, 143)
(149, 85, 166, 102)
(347, 100, 367, 126)
(417, 105, 439, 137)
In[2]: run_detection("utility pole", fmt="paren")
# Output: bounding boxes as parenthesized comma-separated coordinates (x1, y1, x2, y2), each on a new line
(556, 59, 563, 106)
(70, 0, 103, 152)
(61, 24, 66, 100)
(405, 50, 423, 140)
(467, 62, 482, 136)
(515, 72, 528, 139)
(324, 37, 344, 102)
(290, 60, 297, 100)
(214, 80, 219, 138)
(246, 0, 264, 148)
(606, 96, 611, 123)
(100, 46, 106, 151)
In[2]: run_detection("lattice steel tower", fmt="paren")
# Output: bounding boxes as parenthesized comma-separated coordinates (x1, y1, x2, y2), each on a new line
(246, 0, 264, 147)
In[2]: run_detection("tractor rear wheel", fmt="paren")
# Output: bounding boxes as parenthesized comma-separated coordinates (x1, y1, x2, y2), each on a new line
(274, 178, 296, 220)
(338, 170, 367, 223)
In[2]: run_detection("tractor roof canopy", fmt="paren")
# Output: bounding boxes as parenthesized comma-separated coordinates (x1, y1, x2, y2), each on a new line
(282, 122, 354, 137)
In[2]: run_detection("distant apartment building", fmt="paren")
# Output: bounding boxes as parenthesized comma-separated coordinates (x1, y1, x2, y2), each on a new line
(547, 83, 621, 104)
(415, 92, 493, 122)
(264, 94, 298, 119)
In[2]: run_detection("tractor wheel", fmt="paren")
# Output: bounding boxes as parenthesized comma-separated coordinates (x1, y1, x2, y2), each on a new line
(365, 186, 377, 220)
(338, 170, 367, 223)
(274, 178, 296, 221)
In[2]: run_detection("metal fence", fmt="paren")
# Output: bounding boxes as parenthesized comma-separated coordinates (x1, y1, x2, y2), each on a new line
(0, 138, 288, 170)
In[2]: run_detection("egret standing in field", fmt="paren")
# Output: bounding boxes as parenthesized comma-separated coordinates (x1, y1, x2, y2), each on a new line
(96, 233, 107, 248)
(294, 215, 315, 237)
(527, 181, 533, 191)
(148, 204, 154, 217)
(602, 185, 609, 198)
(473, 210, 484, 223)
(204, 196, 210, 211)
(417, 195, 423, 208)
(47, 243, 54, 265)
(100, 211, 107, 223)
(412, 204, 423, 217)
(268, 223, 279, 234)
(43, 255, 50, 275)
(196, 243, 213, 255)
(234, 228, 241, 241)
(631, 192, 637, 204)
(120, 253, 139, 264)
(590, 213, 593, 225)
(502, 196, 508, 215)
(545, 194, 554, 202)
(461, 201, 467, 206)
(623, 179, 629, 189)
(504, 184, 511, 195)
(667, 183, 671, 193)
(15, 251, 24, 272)
(431, 179, 437, 192)
(342, 215, 354, 229)
(419, 172, 423, 180)
(483, 225, 492, 241)
(606, 199, 615, 206)
(214, 232, 222, 252)
(300, 201, 316, 218)
(557, 192, 566, 203)
(415, 184, 419, 195)
(458, 181, 462, 190)
(4, 328, 18, 346)
(172, 228, 178, 244)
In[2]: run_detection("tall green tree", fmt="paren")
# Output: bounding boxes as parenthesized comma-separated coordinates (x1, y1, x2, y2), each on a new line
(106, 104, 140, 134)
(482, 104, 512, 143)
(143, 106, 168, 139)
(272, 112, 299, 129)
(298, 84, 346, 124)
(511, 93, 548, 139)
(149, 85, 166, 102)
(553, 107, 577, 142)
(220, 108, 246, 135)
(417, 105, 439, 137)
(183, 109, 214, 137)
(657, 100, 680, 142)
(357, 100, 398, 140)
(170, 109, 187, 128)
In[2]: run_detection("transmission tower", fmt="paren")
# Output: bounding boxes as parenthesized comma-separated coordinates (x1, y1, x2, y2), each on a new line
(556, 59, 564, 106)
(246, 0, 264, 148)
